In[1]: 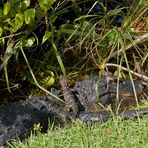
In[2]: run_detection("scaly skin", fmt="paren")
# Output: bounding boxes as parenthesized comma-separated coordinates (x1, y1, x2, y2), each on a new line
(79, 108, 148, 123)
(59, 75, 78, 118)
(59, 74, 148, 123)
(0, 96, 70, 146)
(73, 74, 143, 111)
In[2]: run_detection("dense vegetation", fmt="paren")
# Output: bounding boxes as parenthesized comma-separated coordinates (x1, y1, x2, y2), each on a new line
(0, 0, 147, 147)
(0, 0, 148, 101)
(0, 0, 147, 103)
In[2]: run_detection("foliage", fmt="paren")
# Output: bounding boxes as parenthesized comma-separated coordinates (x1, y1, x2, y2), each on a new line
(0, 0, 63, 98)
(0, 0, 147, 101)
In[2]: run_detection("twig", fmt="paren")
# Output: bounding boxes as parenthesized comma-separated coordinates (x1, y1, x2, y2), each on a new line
(105, 63, 148, 82)
(108, 33, 148, 61)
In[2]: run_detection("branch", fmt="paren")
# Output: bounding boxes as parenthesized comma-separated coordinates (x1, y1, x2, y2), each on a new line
(105, 63, 148, 82)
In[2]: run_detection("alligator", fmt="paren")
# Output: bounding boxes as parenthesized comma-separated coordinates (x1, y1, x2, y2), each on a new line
(0, 96, 71, 146)
(0, 73, 148, 146)
(72, 73, 144, 111)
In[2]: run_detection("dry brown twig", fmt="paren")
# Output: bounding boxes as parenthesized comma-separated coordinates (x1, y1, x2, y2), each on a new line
(105, 63, 148, 82)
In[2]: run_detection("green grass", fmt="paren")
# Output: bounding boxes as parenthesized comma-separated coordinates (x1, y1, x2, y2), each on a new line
(10, 116, 148, 148)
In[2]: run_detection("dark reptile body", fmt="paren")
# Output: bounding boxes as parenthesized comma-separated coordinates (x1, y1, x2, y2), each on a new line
(79, 107, 148, 123)
(0, 74, 147, 145)
(73, 74, 143, 111)
(0, 96, 70, 145)
(59, 75, 78, 118)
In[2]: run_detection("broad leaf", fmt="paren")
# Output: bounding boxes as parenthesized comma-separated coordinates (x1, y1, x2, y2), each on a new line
(20, 0, 30, 9)
(23, 37, 35, 47)
(39, 0, 55, 12)
(3, 3, 10, 16)
(15, 13, 24, 28)
(24, 9, 35, 24)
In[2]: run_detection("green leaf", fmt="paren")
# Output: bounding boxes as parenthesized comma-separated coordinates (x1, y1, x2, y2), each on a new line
(15, 13, 24, 28)
(128, 28, 139, 36)
(24, 9, 35, 24)
(8, 19, 15, 27)
(0, 27, 3, 37)
(107, 31, 116, 41)
(20, 0, 30, 9)
(0, 9, 3, 18)
(42, 31, 51, 44)
(23, 37, 35, 47)
(41, 71, 55, 88)
(0, 38, 5, 48)
(4, 26, 12, 32)
(39, 0, 55, 12)
(9, 2, 20, 18)
(3, 3, 10, 16)
(36, 7, 46, 20)
(42, 76, 55, 88)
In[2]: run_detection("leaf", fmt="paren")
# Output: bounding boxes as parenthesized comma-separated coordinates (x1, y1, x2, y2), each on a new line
(128, 28, 139, 36)
(23, 37, 35, 47)
(39, 0, 55, 12)
(106, 31, 117, 46)
(41, 71, 55, 88)
(107, 31, 116, 42)
(4, 26, 13, 32)
(3, 3, 10, 16)
(20, 0, 30, 9)
(8, 19, 15, 28)
(98, 59, 106, 70)
(0, 38, 5, 48)
(0, 27, 3, 37)
(24, 9, 35, 24)
(0, 9, 3, 18)
(33, 123, 41, 131)
(42, 31, 51, 44)
(36, 7, 46, 20)
(15, 13, 24, 28)
(42, 76, 55, 88)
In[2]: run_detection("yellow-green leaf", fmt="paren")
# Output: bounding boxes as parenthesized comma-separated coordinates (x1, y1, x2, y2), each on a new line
(0, 9, 3, 18)
(20, 0, 30, 9)
(23, 37, 35, 47)
(24, 9, 35, 24)
(42, 31, 51, 44)
(39, 0, 55, 12)
(3, 3, 10, 16)
(0, 27, 3, 37)
(8, 19, 15, 27)
(33, 123, 41, 131)
(15, 13, 24, 27)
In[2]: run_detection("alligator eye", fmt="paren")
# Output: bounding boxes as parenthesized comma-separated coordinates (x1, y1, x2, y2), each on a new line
(45, 97, 49, 102)
(40, 106, 46, 111)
